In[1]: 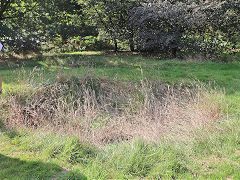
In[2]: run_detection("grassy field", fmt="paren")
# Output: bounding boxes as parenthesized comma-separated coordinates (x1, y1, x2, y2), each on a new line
(2, 52, 240, 112)
(0, 52, 240, 179)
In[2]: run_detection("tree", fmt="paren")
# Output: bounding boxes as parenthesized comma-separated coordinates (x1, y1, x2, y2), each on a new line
(129, 0, 207, 56)
(0, 0, 41, 53)
(206, 0, 240, 48)
(0, 0, 97, 54)
(81, 0, 140, 52)
(0, 0, 35, 21)
(127, 0, 240, 57)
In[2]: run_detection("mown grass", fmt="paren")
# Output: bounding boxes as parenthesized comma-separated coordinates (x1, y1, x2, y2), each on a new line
(0, 52, 240, 179)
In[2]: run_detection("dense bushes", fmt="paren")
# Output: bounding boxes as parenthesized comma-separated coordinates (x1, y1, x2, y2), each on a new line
(128, 0, 239, 58)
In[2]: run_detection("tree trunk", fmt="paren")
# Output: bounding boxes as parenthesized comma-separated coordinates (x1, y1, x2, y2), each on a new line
(114, 39, 118, 52)
(129, 33, 135, 52)
(172, 47, 178, 58)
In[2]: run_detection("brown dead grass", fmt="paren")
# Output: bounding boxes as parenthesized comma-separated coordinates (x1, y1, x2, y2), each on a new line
(0, 74, 226, 146)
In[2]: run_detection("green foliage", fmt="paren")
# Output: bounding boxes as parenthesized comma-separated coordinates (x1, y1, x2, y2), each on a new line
(82, 36, 114, 51)
(79, 0, 140, 51)
(1, 0, 239, 57)
(0, 0, 98, 54)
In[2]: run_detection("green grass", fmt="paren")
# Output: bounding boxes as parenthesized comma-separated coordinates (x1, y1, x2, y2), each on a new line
(0, 134, 62, 179)
(2, 53, 240, 112)
(0, 118, 239, 179)
(0, 52, 240, 179)
(2, 53, 240, 92)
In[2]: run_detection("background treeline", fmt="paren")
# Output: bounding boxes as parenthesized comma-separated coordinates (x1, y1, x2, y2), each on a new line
(0, 0, 240, 59)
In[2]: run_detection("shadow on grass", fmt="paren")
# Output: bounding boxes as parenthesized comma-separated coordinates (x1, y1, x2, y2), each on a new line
(0, 56, 42, 70)
(0, 153, 63, 179)
(0, 153, 88, 179)
(0, 122, 87, 179)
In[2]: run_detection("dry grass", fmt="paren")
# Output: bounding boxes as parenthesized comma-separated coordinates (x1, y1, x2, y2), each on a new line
(0, 71, 226, 146)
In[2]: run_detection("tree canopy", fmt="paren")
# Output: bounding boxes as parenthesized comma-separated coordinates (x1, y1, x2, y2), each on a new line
(0, 0, 239, 57)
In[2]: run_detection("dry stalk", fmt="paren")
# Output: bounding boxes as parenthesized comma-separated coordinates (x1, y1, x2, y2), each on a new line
(1, 72, 226, 146)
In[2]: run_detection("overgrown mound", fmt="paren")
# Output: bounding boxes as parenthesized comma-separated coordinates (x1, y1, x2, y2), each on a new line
(2, 75, 226, 145)
(6, 76, 135, 127)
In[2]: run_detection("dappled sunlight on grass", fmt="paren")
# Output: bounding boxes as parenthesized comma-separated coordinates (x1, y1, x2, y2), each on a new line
(2, 83, 26, 95)
(55, 51, 104, 56)
(1, 53, 240, 88)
